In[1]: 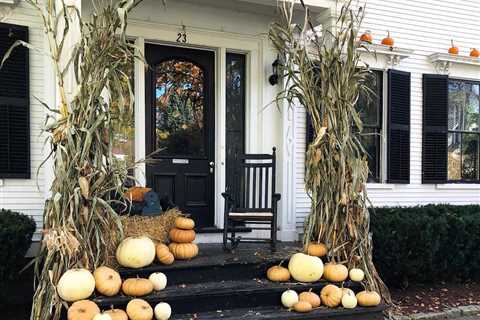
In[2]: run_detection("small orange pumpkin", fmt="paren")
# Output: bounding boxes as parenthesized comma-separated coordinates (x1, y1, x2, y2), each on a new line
(105, 309, 128, 320)
(156, 243, 174, 265)
(320, 284, 342, 308)
(381, 31, 394, 46)
(125, 187, 152, 202)
(266, 265, 290, 282)
(293, 301, 313, 313)
(449, 40, 459, 55)
(305, 242, 327, 257)
(93, 266, 122, 297)
(122, 278, 154, 297)
(323, 263, 349, 282)
(356, 290, 381, 307)
(470, 48, 480, 58)
(360, 30, 373, 43)
(67, 300, 100, 320)
(169, 242, 199, 260)
(299, 290, 321, 308)
(126, 299, 153, 320)
(169, 228, 196, 243)
(175, 217, 195, 230)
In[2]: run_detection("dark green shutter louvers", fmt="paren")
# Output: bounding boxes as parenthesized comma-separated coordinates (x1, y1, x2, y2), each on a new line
(387, 69, 411, 183)
(0, 22, 30, 179)
(422, 74, 448, 183)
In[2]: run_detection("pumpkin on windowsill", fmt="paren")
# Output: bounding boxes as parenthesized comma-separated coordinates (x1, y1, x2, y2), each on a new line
(360, 30, 373, 43)
(449, 40, 459, 55)
(470, 48, 480, 58)
(381, 31, 394, 47)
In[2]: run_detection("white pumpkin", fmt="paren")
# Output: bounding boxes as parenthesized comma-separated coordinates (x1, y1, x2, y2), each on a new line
(342, 288, 355, 297)
(93, 313, 113, 320)
(116, 236, 156, 268)
(281, 289, 299, 308)
(288, 253, 324, 283)
(349, 268, 365, 282)
(342, 294, 358, 309)
(149, 272, 167, 291)
(57, 268, 95, 302)
(154, 302, 172, 320)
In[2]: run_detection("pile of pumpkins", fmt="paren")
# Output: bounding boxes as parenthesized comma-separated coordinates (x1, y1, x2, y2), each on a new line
(167, 217, 199, 260)
(266, 243, 381, 314)
(58, 267, 171, 320)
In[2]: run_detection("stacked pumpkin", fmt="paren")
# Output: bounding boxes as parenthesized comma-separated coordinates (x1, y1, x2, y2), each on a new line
(267, 242, 382, 314)
(168, 217, 199, 260)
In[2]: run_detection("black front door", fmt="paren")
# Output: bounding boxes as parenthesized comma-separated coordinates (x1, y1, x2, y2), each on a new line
(145, 44, 215, 228)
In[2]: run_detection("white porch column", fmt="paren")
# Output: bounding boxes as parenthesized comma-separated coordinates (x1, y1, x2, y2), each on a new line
(134, 37, 146, 186)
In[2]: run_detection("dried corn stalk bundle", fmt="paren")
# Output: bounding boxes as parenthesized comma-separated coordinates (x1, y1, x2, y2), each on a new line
(269, 1, 389, 300)
(1, 1, 143, 319)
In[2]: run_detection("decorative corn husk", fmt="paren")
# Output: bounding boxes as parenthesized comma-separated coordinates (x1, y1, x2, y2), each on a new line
(1, 1, 143, 319)
(269, 1, 389, 300)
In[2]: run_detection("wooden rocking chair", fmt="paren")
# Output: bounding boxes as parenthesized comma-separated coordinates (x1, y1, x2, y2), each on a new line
(222, 147, 281, 252)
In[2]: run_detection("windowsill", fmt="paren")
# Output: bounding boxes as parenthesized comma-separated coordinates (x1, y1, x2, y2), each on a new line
(436, 183, 480, 190)
(366, 183, 395, 190)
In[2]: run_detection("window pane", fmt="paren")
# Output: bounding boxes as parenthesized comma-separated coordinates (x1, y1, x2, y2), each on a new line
(448, 132, 461, 180)
(357, 71, 382, 127)
(155, 59, 205, 157)
(359, 128, 380, 182)
(462, 133, 479, 180)
(448, 81, 480, 132)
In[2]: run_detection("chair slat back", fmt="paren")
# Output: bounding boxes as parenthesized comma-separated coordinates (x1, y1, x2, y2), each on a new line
(229, 148, 277, 212)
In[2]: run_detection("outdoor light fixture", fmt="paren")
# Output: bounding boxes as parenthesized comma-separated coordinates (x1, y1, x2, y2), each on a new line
(268, 57, 280, 86)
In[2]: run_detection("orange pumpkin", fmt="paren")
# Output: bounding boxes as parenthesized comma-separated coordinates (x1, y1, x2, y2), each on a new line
(122, 278, 154, 297)
(449, 40, 459, 55)
(169, 228, 196, 243)
(266, 265, 290, 282)
(175, 217, 195, 230)
(356, 290, 381, 307)
(299, 291, 321, 308)
(125, 187, 152, 202)
(126, 299, 153, 320)
(169, 242, 199, 260)
(156, 243, 174, 265)
(305, 243, 327, 257)
(360, 30, 373, 43)
(67, 300, 100, 320)
(470, 48, 480, 58)
(381, 31, 394, 46)
(293, 301, 313, 313)
(93, 266, 122, 297)
(105, 309, 128, 320)
(320, 284, 342, 308)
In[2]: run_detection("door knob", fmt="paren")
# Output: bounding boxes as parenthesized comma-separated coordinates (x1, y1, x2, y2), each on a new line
(209, 161, 215, 173)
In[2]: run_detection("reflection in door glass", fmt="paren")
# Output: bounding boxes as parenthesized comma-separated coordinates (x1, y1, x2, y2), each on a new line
(155, 60, 205, 156)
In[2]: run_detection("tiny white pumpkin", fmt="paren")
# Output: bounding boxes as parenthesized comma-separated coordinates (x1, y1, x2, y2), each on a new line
(93, 313, 113, 320)
(116, 236, 156, 269)
(57, 268, 95, 302)
(154, 302, 172, 320)
(281, 289, 299, 308)
(342, 294, 358, 309)
(349, 268, 365, 282)
(149, 272, 167, 291)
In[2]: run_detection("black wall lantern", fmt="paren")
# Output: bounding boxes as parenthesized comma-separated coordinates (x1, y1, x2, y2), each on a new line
(268, 57, 280, 86)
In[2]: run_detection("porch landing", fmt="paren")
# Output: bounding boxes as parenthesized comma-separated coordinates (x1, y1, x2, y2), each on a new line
(94, 243, 387, 319)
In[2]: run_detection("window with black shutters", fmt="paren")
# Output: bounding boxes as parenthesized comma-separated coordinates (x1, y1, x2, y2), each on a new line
(447, 79, 480, 182)
(0, 22, 30, 179)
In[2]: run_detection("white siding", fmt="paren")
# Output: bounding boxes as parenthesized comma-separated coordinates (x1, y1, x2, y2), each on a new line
(295, 0, 480, 230)
(0, 2, 46, 240)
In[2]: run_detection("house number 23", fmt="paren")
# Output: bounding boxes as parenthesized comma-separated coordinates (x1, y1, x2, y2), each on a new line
(177, 31, 187, 43)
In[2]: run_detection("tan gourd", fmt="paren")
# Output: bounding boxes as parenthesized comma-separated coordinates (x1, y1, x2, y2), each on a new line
(169, 243, 199, 260)
(105, 309, 128, 320)
(299, 290, 321, 308)
(122, 278, 154, 297)
(126, 299, 154, 320)
(169, 228, 196, 243)
(266, 265, 290, 282)
(67, 300, 100, 320)
(323, 263, 348, 282)
(305, 243, 328, 257)
(293, 301, 313, 313)
(156, 244, 174, 265)
(356, 291, 381, 307)
(320, 284, 343, 308)
(174, 217, 195, 230)
(93, 266, 122, 297)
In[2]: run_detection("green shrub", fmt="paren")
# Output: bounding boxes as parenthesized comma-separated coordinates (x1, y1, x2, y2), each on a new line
(371, 204, 480, 288)
(0, 209, 36, 283)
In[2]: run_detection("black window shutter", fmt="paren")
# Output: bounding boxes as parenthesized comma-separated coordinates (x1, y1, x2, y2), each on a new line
(0, 22, 30, 179)
(387, 70, 411, 183)
(306, 112, 315, 150)
(422, 74, 448, 183)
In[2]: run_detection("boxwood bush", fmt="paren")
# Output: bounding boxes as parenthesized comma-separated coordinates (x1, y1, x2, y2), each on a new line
(0, 209, 36, 284)
(371, 204, 480, 288)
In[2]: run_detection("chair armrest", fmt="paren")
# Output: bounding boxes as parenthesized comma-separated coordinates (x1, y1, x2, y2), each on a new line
(222, 192, 234, 202)
(273, 193, 281, 201)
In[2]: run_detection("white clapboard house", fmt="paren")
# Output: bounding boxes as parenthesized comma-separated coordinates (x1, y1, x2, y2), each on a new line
(0, 0, 479, 245)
